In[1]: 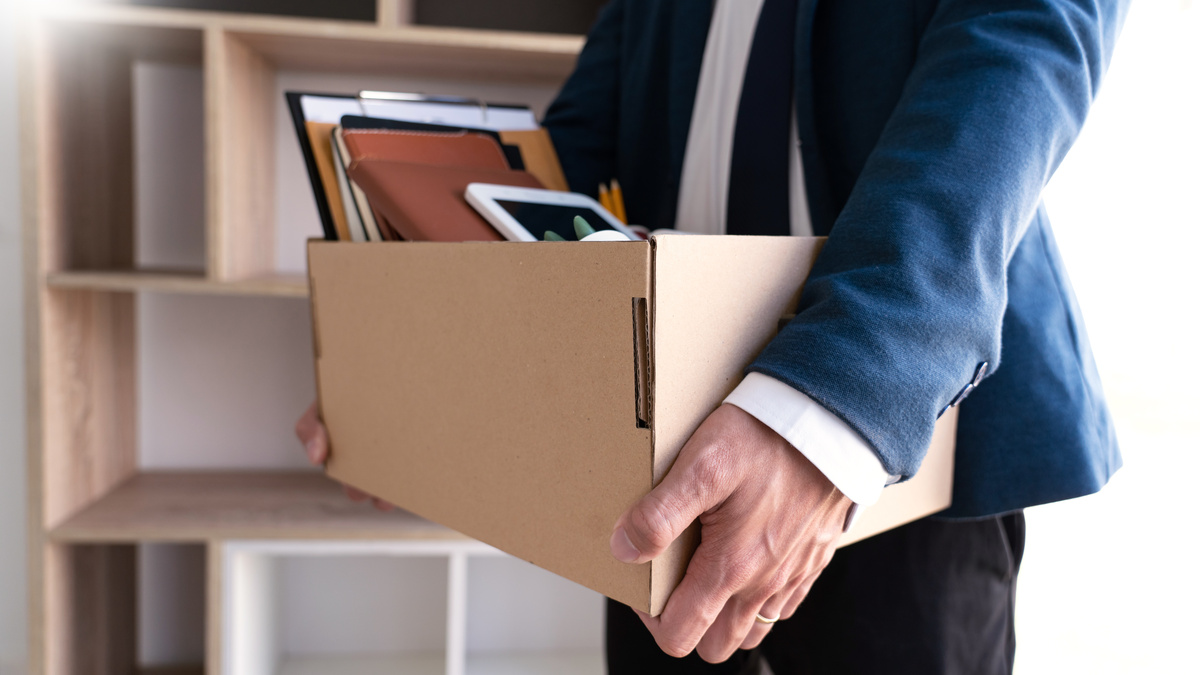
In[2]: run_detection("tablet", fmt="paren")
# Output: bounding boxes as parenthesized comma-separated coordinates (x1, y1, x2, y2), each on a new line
(465, 183, 637, 242)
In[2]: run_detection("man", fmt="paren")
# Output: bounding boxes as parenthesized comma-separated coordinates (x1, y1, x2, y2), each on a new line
(298, 0, 1126, 671)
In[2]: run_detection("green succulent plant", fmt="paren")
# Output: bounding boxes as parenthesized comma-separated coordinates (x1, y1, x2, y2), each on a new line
(573, 216, 596, 239)
(542, 216, 598, 241)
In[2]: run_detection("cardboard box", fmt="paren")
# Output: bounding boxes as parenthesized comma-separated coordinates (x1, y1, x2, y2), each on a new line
(307, 235, 956, 616)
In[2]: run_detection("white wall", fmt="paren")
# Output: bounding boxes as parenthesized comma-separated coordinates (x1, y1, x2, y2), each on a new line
(1014, 3, 1200, 673)
(0, 0, 28, 669)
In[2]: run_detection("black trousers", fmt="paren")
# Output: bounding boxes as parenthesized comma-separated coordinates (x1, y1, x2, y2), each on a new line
(606, 513, 1025, 675)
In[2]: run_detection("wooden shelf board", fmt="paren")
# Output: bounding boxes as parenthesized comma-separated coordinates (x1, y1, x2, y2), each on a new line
(137, 666, 204, 675)
(40, 3, 583, 78)
(280, 654, 444, 675)
(39, 2, 377, 32)
(45, 269, 309, 298)
(275, 652, 604, 675)
(50, 471, 468, 543)
(42, 17, 205, 64)
(231, 27, 580, 80)
(467, 652, 605, 675)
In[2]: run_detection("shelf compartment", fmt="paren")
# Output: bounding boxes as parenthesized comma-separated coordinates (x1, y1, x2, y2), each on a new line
(44, 542, 139, 674)
(46, 269, 309, 297)
(35, 18, 205, 276)
(204, 22, 578, 281)
(227, 26, 581, 81)
(465, 556, 605, 660)
(40, 2, 584, 73)
(51, 471, 468, 542)
(218, 540, 502, 675)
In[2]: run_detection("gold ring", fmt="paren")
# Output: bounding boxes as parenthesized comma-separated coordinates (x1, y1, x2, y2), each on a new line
(754, 612, 780, 625)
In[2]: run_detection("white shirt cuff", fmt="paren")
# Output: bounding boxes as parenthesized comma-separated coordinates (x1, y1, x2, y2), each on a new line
(724, 372, 898, 506)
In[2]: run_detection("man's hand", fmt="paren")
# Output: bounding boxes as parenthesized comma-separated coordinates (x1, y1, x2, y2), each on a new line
(610, 403, 852, 663)
(295, 402, 395, 511)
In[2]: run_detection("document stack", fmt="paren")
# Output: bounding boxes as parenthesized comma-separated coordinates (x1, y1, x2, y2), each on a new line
(287, 90, 571, 242)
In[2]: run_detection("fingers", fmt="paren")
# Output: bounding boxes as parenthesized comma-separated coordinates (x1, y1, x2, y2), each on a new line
(641, 540, 758, 659)
(696, 595, 761, 663)
(693, 565, 792, 662)
(610, 434, 734, 565)
(612, 403, 856, 665)
(737, 618, 773, 653)
(644, 530, 835, 661)
(680, 570, 804, 662)
(304, 403, 391, 511)
(698, 567, 812, 661)
(779, 572, 820, 621)
(294, 402, 329, 466)
(737, 590, 789, 652)
(343, 485, 395, 511)
(777, 544, 835, 620)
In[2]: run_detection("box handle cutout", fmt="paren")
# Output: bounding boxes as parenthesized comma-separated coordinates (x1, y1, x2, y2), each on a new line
(633, 298, 650, 429)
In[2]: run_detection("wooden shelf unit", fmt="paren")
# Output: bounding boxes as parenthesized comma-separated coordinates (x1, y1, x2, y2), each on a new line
(20, 3, 584, 674)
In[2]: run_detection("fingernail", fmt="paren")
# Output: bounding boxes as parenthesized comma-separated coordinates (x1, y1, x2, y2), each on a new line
(305, 439, 322, 465)
(610, 526, 641, 563)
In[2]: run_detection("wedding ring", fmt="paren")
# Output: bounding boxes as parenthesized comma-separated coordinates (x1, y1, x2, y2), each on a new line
(754, 612, 780, 625)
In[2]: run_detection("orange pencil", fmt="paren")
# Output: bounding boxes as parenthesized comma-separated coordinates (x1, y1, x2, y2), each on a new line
(598, 182, 614, 214)
(609, 179, 628, 224)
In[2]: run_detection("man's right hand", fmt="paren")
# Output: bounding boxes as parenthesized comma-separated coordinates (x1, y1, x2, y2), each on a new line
(295, 401, 395, 511)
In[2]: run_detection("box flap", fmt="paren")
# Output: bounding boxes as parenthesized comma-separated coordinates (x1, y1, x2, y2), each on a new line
(647, 235, 825, 614)
(308, 240, 655, 610)
(839, 407, 958, 546)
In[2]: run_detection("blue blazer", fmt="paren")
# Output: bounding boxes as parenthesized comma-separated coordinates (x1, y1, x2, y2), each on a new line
(543, 0, 1127, 518)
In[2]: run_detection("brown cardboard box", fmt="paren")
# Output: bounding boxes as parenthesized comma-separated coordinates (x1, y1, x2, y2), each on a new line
(307, 235, 956, 616)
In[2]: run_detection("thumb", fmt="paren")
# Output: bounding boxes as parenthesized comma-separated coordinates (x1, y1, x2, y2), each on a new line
(294, 402, 329, 466)
(610, 451, 727, 565)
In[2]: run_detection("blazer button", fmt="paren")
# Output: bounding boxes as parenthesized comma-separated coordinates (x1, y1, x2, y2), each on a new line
(972, 361, 989, 387)
(948, 383, 975, 409)
(937, 362, 990, 418)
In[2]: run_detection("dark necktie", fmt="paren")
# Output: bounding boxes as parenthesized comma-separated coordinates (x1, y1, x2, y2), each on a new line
(726, 0, 799, 237)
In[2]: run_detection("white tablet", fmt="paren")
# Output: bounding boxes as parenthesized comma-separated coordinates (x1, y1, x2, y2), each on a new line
(465, 183, 637, 242)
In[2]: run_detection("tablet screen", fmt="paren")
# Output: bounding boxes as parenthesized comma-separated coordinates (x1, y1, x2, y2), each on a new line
(497, 201, 617, 241)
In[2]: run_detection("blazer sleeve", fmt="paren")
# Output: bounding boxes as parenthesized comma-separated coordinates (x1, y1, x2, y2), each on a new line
(542, 0, 625, 195)
(748, 0, 1129, 480)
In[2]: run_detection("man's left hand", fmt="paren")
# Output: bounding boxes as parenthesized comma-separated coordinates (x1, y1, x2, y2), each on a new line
(610, 403, 852, 663)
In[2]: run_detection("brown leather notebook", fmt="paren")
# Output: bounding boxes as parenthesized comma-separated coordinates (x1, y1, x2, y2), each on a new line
(347, 158, 543, 242)
(342, 129, 512, 170)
